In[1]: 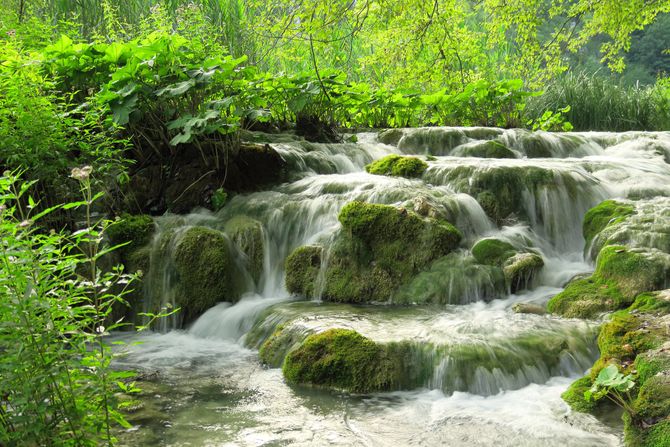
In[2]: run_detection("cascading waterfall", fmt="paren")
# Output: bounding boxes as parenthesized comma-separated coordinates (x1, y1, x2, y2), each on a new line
(115, 128, 670, 446)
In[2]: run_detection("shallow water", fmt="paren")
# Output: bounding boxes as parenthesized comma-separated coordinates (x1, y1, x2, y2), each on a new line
(114, 128, 670, 445)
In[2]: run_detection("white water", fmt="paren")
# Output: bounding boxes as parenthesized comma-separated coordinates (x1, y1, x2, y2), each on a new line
(115, 128, 670, 445)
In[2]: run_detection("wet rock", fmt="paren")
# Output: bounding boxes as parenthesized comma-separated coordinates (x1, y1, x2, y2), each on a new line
(511, 302, 546, 315)
(452, 140, 517, 159)
(471, 238, 516, 266)
(377, 129, 405, 146)
(582, 200, 635, 254)
(397, 128, 467, 155)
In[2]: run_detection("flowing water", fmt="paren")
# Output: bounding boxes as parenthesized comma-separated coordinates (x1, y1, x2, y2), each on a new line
(114, 128, 670, 446)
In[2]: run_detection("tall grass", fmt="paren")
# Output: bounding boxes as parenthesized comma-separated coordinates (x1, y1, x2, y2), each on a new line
(527, 71, 670, 131)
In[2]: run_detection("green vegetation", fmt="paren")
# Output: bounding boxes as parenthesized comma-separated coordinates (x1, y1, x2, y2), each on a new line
(224, 215, 265, 284)
(285, 245, 323, 298)
(365, 155, 428, 178)
(106, 214, 154, 257)
(562, 376, 600, 413)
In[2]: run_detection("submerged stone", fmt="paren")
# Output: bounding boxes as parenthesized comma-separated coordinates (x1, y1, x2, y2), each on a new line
(365, 154, 428, 178)
(503, 253, 544, 293)
(397, 128, 467, 155)
(377, 129, 404, 146)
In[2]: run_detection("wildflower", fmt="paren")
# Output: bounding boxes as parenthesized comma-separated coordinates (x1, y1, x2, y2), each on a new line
(70, 165, 93, 181)
(19, 220, 32, 228)
(6, 30, 16, 38)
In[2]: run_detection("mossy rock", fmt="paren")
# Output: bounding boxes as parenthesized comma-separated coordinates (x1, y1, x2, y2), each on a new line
(594, 246, 670, 299)
(635, 343, 670, 384)
(173, 226, 237, 324)
(630, 291, 670, 315)
(548, 247, 670, 319)
(503, 253, 544, 293)
(365, 154, 428, 178)
(582, 200, 635, 250)
(224, 215, 265, 284)
(285, 246, 323, 297)
(472, 238, 516, 266)
(561, 376, 600, 413)
(282, 328, 404, 393)
(106, 214, 154, 258)
(454, 140, 516, 159)
(519, 134, 554, 158)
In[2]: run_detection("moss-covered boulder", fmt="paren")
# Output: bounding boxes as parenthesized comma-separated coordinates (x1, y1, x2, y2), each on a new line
(107, 214, 154, 258)
(285, 202, 462, 303)
(582, 200, 635, 250)
(472, 238, 516, 266)
(282, 328, 405, 393)
(365, 154, 428, 178)
(453, 140, 516, 159)
(173, 226, 238, 324)
(285, 245, 323, 297)
(224, 215, 265, 284)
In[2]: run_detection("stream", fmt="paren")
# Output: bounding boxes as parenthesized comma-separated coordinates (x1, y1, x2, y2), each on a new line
(114, 128, 670, 446)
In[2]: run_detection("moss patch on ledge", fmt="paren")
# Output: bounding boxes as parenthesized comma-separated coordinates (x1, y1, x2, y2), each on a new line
(471, 238, 516, 266)
(365, 154, 428, 178)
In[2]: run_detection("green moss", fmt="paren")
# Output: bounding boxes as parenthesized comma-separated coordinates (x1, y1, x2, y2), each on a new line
(595, 246, 670, 299)
(282, 329, 404, 393)
(561, 376, 600, 413)
(365, 154, 428, 178)
(106, 214, 154, 257)
(225, 215, 265, 283)
(547, 276, 626, 319)
(634, 375, 670, 421)
(635, 350, 670, 385)
(582, 200, 634, 249)
(285, 246, 322, 297)
(173, 226, 236, 323)
(630, 292, 670, 315)
(471, 238, 516, 266)
(644, 420, 670, 447)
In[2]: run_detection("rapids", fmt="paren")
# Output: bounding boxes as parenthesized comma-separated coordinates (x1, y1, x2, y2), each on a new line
(114, 128, 670, 446)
